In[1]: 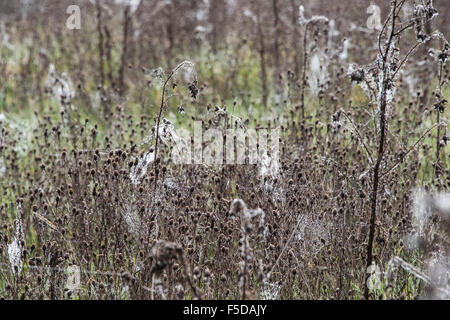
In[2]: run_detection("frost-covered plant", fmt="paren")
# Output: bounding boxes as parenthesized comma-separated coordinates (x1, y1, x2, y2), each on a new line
(308, 48, 329, 97)
(129, 150, 155, 186)
(229, 199, 266, 299)
(260, 280, 281, 300)
(153, 61, 198, 188)
(295, 214, 328, 256)
(298, 5, 329, 118)
(7, 201, 25, 276)
(130, 118, 186, 185)
(385, 189, 450, 299)
(114, 0, 141, 15)
(121, 198, 142, 238)
(44, 64, 75, 108)
(298, 5, 329, 26)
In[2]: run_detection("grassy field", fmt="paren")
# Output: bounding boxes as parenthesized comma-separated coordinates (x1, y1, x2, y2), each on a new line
(0, 0, 449, 300)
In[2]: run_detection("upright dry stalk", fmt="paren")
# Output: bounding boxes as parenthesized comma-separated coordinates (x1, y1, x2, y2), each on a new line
(95, 0, 105, 88)
(119, 6, 131, 95)
(153, 74, 171, 189)
(364, 0, 443, 298)
(253, 1, 268, 108)
(104, 23, 114, 87)
(290, 0, 301, 77)
(434, 40, 448, 177)
(272, 0, 283, 104)
(272, 0, 281, 73)
(298, 6, 328, 120)
(153, 61, 197, 189)
(364, 0, 404, 299)
(435, 66, 442, 170)
(299, 22, 310, 120)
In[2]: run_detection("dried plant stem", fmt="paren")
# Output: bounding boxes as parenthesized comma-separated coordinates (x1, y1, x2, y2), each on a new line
(153, 78, 170, 191)
(340, 109, 374, 164)
(95, 0, 105, 88)
(241, 231, 248, 300)
(290, 0, 301, 76)
(365, 0, 398, 300)
(272, 0, 281, 81)
(381, 123, 440, 178)
(177, 251, 202, 299)
(103, 24, 114, 86)
(153, 61, 193, 190)
(435, 59, 444, 175)
(267, 215, 302, 280)
(300, 22, 311, 120)
(119, 7, 131, 95)
(255, 1, 268, 108)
